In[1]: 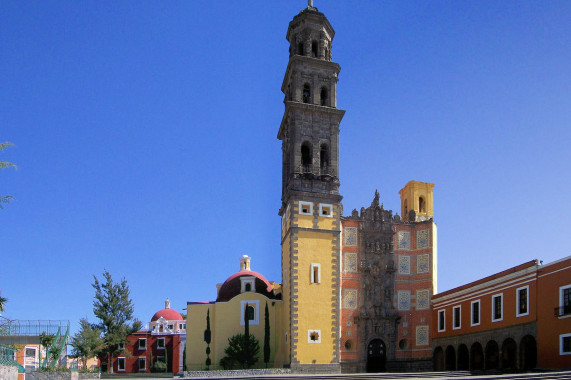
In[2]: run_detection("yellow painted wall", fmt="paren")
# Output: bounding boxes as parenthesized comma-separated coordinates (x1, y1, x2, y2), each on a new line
(186, 295, 284, 370)
(293, 229, 337, 364)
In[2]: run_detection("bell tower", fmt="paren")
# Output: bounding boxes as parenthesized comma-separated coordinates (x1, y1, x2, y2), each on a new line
(278, 3, 344, 373)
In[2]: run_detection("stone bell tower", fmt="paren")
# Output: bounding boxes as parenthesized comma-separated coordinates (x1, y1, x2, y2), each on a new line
(278, 3, 345, 373)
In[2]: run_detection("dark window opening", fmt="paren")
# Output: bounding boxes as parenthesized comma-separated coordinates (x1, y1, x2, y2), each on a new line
(453, 307, 460, 328)
(419, 196, 426, 213)
(297, 42, 304, 55)
(311, 40, 318, 57)
(245, 283, 252, 292)
(301, 141, 312, 169)
(310, 331, 320, 341)
(438, 311, 445, 331)
(246, 305, 255, 321)
(303, 83, 311, 103)
(493, 296, 502, 320)
(320, 143, 329, 171)
(519, 288, 528, 314)
(564, 288, 571, 314)
(320, 87, 328, 106)
(472, 302, 480, 324)
(563, 336, 571, 353)
(313, 266, 319, 283)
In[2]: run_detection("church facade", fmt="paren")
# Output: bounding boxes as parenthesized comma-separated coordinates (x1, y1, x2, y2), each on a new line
(186, 4, 436, 373)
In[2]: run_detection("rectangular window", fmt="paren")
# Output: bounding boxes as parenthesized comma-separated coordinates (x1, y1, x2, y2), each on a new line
(117, 357, 126, 372)
(179, 323, 186, 330)
(516, 285, 529, 317)
(299, 201, 313, 215)
(118, 342, 125, 350)
(560, 285, 571, 317)
(492, 293, 503, 322)
(138, 357, 146, 371)
(471, 300, 480, 326)
(167, 324, 174, 330)
(310, 263, 321, 284)
(138, 338, 146, 350)
(157, 338, 165, 349)
(240, 300, 260, 325)
(25, 348, 36, 358)
(560, 333, 571, 355)
(319, 203, 333, 217)
(438, 309, 445, 332)
(453, 306, 461, 329)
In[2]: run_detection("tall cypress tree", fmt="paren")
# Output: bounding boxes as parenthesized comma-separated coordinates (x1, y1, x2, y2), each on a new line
(263, 302, 270, 367)
(204, 309, 211, 369)
(244, 303, 250, 365)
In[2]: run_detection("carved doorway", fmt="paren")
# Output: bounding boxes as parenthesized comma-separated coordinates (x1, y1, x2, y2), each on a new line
(366, 339, 386, 372)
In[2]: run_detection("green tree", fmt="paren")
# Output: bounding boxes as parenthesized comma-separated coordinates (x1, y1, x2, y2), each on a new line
(39, 332, 55, 368)
(204, 308, 211, 369)
(92, 270, 141, 373)
(263, 302, 270, 367)
(0, 295, 7, 313)
(70, 318, 103, 369)
(219, 334, 260, 369)
(0, 142, 16, 208)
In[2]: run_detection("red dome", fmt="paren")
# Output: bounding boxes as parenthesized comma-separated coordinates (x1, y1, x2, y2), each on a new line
(151, 308, 183, 322)
(216, 270, 280, 302)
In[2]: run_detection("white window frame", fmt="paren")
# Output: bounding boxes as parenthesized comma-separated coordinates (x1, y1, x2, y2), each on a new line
(179, 323, 186, 330)
(560, 333, 571, 355)
(310, 263, 321, 284)
(240, 300, 260, 326)
(118, 342, 125, 350)
(516, 285, 530, 317)
(471, 299, 481, 327)
(138, 338, 147, 350)
(319, 203, 333, 217)
(438, 309, 446, 332)
(117, 357, 126, 372)
(492, 293, 503, 322)
(560, 284, 571, 318)
(453, 305, 461, 330)
(138, 357, 146, 371)
(241, 277, 255, 293)
(308, 329, 321, 344)
(299, 201, 313, 215)
(157, 337, 165, 350)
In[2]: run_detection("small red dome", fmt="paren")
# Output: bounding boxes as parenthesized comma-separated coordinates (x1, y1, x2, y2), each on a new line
(151, 308, 183, 322)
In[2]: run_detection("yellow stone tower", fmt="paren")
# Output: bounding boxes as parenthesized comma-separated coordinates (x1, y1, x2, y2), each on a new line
(399, 181, 435, 222)
(277, 3, 344, 373)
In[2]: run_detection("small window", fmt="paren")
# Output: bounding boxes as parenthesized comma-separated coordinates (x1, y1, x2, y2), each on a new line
(138, 338, 146, 350)
(561, 333, 571, 355)
(311, 263, 321, 284)
(320, 87, 328, 106)
(311, 40, 318, 57)
(492, 293, 503, 322)
(167, 324, 174, 330)
(301, 141, 312, 169)
(118, 342, 125, 350)
(25, 348, 36, 358)
(438, 309, 445, 332)
(303, 83, 311, 104)
(157, 338, 165, 350)
(320, 143, 329, 170)
(517, 286, 529, 317)
(419, 196, 426, 213)
(138, 357, 146, 371)
(560, 285, 571, 317)
(299, 201, 313, 215)
(345, 340, 354, 350)
(246, 305, 255, 321)
(240, 300, 259, 325)
(308, 329, 321, 343)
(319, 203, 333, 217)
(471, 300, 480, 326)
(117, 357, 126, 372)
(453, 306, 461, 329)
(179, 323, 186, 330)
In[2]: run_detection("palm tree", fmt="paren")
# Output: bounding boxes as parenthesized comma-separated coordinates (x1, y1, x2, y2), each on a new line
(0, 296, 7, 313)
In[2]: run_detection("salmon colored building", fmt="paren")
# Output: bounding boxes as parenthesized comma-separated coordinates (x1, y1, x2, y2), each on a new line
(431, 256, 571, 371)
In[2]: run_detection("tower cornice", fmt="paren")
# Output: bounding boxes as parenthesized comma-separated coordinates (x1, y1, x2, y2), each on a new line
(281, 55, 341, 94)
(277, 102, 345, 140)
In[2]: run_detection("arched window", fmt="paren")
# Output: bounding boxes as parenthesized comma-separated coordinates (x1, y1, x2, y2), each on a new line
(311, 40, 318, 57)
(303, 83, 311, 104)
(246, 306, 255, 321)
(245, 283, 251, 292)
(297, 42, 304, 56)
(320, 143, 329, 171)
(301, 141, 312, 170)
(320, 87, 328, 106)
(419, 197, 426, 213)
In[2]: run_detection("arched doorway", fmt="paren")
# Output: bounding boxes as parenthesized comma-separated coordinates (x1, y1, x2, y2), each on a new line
(445, 345, 456, 370)
(470, 342, 484, 370)
(433, 347, 444, 371)
(366, 339, 386, 372)
(485, 340, 499, 370)
(502, 338, 517, 370)
(520, 335, 537, 370)
(457, 344, 469, 370)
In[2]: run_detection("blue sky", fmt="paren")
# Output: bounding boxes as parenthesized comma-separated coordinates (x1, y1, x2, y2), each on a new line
(1, 1, 570, 335)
